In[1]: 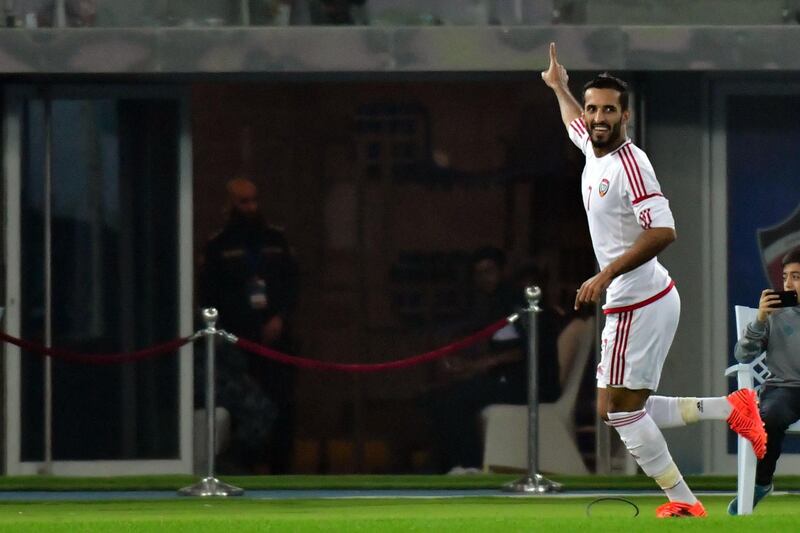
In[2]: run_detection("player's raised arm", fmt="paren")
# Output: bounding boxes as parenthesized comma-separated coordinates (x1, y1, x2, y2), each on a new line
(541, 42, 582, 131)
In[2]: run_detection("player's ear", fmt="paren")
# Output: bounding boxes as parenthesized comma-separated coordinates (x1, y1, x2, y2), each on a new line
(622, 109, 631, 125)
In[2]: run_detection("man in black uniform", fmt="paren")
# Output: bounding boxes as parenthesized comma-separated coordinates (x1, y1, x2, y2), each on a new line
(200, 177, 299, 473)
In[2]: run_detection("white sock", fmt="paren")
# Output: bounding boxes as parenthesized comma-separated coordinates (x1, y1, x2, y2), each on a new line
(664, 478, 697, 504)
(644, 396, 685, 428)
(607, 410, 697, 504)
(645, 396, 732, 427)
(690, 397, 732, 421)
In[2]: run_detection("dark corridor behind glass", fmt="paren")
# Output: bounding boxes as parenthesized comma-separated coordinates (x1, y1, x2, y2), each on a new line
(21, 98, 180, 461)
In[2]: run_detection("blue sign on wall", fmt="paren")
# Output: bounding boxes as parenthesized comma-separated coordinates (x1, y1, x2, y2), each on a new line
(727, 94, 800, 452)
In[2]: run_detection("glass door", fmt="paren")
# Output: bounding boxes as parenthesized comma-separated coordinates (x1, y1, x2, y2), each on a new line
(4, 86, 194, 474)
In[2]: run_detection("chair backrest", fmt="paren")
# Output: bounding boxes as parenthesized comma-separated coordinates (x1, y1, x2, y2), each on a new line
(734, 305, 771, 388)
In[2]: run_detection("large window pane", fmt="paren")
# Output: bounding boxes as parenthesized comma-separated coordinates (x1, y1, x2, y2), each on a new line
(21, 98, 180, 461)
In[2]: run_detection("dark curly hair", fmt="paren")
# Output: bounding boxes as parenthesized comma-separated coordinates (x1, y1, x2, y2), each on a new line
(583, 73, 629, 111)
(782, 248, 800, 267)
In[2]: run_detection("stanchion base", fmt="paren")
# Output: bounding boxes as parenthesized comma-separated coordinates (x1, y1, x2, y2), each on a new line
(502, 474, 563, 494)
(177, 477, 245, 497)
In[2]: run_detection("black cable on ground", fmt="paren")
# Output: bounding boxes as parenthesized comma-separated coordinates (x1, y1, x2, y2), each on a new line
(585, 497, 640, 517)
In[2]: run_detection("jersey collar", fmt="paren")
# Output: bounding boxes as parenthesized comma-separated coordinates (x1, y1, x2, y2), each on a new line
(591, 138, 631, 159)
(607, 138, 632, 156)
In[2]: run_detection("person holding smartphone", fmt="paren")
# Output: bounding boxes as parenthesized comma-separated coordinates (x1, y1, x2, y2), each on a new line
(729, 247, 800, 514)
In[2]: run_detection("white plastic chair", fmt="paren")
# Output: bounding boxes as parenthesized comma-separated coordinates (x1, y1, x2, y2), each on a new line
(724, 305, 800, 515)
(481, 317, 594, 475)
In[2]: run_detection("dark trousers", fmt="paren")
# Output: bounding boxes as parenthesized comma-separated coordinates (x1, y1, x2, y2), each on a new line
(757, 385, 800, 486)
(428, 369, 526, 472)
(252, 357, 296, 474)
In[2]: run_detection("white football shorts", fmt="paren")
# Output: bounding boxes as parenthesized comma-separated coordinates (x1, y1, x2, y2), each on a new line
(596, 286, 680, 391)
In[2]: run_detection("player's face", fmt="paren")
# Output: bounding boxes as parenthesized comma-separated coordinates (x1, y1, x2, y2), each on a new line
(783, 262, 800, 298)
(582, 88, 629, 149)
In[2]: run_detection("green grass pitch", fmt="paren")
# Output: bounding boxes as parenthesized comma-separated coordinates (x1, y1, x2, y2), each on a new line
(2, 476, 800, 531)
(1, 495, 799, 532)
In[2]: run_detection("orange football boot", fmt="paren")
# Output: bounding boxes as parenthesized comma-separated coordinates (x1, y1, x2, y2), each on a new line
(727, 389, 767, 459)
(656, 501, 707, 518)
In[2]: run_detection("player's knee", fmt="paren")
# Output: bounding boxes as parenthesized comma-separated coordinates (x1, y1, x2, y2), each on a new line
(606, 397, 630, 414)
(607, 391, 648, 414)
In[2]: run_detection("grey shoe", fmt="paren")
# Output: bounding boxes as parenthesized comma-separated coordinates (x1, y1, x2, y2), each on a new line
(727, 483, 773, 515)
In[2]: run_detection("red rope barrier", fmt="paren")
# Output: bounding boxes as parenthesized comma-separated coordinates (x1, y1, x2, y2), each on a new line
(0, 331, 192, 365)
(234, 317, 511, 373)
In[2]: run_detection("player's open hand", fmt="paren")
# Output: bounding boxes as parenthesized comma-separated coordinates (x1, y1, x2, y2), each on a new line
(757, 288, 781, 322)
(541, 42, 569, 90)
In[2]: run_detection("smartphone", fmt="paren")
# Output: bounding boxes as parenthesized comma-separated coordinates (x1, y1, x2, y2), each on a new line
(770, 290, 799, 308)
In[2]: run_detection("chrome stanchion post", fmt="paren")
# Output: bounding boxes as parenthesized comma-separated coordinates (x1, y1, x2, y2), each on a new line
(503, 286, 562, 494)
(179, 308, 244, 497)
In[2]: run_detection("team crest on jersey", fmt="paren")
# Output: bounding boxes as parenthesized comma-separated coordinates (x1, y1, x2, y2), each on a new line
(598, 178, 610, 197)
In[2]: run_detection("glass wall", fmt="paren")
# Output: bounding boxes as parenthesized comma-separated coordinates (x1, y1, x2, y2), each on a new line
(191, 80, 598, 475)
(19, 97, 181, 461)
(2, 0, 796, 29)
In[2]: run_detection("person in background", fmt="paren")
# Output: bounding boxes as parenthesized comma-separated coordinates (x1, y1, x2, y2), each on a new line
(22, 0, 97, 27)
(428, 247, 560, 473)
(728, 248, 800, 514)
(200, 177, 299, 473)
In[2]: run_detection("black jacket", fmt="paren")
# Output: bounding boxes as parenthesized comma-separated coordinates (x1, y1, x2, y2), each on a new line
(200, 219, 298, 341)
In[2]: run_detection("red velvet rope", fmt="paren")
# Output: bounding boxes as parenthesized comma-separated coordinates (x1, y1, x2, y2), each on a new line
(0, 316, 512, 370)
(234, 317, 511, 373)
(0, 331, 191, 365)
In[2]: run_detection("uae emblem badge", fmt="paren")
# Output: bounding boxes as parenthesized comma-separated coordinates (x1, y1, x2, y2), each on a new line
(598, 178, 610, 197)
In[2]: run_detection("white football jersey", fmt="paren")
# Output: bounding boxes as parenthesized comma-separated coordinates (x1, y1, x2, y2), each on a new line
(568, 118, 676, 313)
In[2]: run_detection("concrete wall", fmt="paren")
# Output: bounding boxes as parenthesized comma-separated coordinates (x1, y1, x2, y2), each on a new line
(642, 72, 710, 472)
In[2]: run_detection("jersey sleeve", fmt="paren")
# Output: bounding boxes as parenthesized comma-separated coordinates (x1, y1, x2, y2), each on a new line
(567, 118, 590, 155)
(618, 145, 675, 230)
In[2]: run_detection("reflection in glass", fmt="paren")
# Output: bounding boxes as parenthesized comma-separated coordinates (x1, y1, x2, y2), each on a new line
(21, 98, 180, 461)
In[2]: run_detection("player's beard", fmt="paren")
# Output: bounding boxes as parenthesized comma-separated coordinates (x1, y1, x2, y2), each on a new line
(589, 120, 623, 149)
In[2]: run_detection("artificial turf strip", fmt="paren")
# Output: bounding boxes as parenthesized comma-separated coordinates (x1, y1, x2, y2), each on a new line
(1, 496, 799, 532)
(4, 474, 800, 491)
